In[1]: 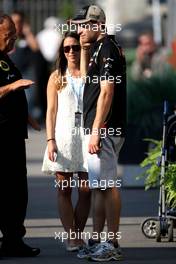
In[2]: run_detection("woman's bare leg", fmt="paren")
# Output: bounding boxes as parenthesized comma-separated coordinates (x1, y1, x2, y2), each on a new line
(56, 172, 76, 246)
(74, 172, 91, 245)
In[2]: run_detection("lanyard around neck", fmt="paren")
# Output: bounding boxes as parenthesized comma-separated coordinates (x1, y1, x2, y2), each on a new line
(67, 71, 83, 112)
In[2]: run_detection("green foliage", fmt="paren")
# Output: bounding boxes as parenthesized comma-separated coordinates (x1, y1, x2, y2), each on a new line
(139, 139, 176, 207)
(165, 164, 176, 208)
(139, 139, 161, 189)
(125, 48, 136, 66)
(59, 0, 75, 20)
(127, 69, 176, 138)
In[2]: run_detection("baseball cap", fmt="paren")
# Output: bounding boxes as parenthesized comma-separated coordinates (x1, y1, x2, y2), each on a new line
(70, 5, 106, 24)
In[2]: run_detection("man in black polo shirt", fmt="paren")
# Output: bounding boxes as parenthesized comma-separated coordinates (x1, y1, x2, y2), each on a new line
(0, 14, 40, 257)
(71, 5, 126, 261)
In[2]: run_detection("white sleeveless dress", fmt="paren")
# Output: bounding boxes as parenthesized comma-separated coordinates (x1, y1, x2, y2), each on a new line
(42, 71, 88, 174)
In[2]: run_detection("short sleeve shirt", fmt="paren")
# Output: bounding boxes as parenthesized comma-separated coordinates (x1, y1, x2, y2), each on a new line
(0, 51, 28, 138)
(83, 35, 126, 137)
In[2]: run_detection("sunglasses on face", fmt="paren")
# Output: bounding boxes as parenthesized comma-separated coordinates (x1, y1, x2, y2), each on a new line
(63, 45, 80, 53)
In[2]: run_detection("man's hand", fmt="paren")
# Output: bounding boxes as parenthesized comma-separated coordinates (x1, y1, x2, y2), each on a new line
(80, 40, 91, 78)
(28, 115, 41, 131)
(136, 46, 146, 63)
(0, 79, 34, 98)
(88, 134, 101, 154)
(80, 42, 91, 50)
(79, 35, 91, 48)
(10, 79, 34, 91)
(22, 22, 32, 36)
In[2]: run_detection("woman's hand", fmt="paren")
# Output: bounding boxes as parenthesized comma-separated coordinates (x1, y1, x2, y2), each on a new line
(47, 140, 57, 162)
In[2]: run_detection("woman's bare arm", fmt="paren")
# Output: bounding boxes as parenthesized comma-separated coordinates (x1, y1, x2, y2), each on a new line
(46, 70, 58, 161)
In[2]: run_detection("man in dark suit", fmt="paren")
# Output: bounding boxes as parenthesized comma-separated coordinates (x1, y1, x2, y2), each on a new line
(0, 14, 40, 258)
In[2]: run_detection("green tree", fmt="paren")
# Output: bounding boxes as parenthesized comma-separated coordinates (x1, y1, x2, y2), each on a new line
(59, 0, 75, 20)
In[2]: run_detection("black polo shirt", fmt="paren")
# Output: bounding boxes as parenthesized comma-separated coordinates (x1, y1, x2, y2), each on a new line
(0, 51, 28, 138)
(83, 35, 126, 137)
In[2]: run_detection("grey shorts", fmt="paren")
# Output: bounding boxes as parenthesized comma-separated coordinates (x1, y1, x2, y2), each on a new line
(85, 135, 124, 189)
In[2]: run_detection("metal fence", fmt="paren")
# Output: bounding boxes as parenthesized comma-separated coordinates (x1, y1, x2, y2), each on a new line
(0, 0, 92, 33)
(0, 0, 61, 33)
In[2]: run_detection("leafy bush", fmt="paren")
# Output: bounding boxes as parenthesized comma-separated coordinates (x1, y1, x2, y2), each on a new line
(127, 69, 176, 139)
(139, 139, 176, 208)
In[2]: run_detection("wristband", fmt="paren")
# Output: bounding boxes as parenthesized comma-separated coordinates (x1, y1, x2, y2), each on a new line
(47, 138, 55, 142)
(82, 46, 90, 50)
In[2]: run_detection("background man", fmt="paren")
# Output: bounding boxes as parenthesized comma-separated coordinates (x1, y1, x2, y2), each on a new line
(131, 32, 168, 80)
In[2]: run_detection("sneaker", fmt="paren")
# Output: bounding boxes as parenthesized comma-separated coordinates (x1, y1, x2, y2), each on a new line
(89, 241, 122, 261)
(65, 239, 80, 252)
(77, 239, 100, 259)
(107, 240, 122, 255)
(66, 244, 79, 252)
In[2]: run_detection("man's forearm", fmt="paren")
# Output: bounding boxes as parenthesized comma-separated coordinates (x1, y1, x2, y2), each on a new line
(80, 47, 90, 78)
(0, 84, 11, 98)
(92, 87, 114, 131)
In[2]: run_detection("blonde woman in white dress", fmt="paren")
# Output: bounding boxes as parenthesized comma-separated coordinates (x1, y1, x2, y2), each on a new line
(42, 32, 91, 250)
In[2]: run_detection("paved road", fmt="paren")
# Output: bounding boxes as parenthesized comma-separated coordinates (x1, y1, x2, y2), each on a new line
(0, 130, 175, 263)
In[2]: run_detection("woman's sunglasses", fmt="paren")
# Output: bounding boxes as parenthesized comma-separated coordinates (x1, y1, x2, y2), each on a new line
(63, 45, 80, 53)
